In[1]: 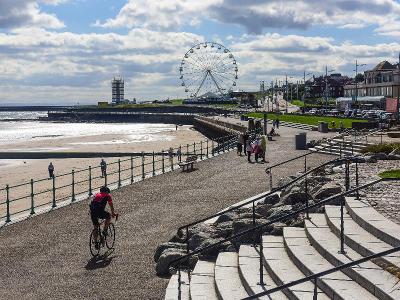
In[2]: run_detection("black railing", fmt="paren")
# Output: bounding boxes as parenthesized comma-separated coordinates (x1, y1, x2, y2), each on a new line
(0, 133, 238, 224)
(170, 157, 398, 298)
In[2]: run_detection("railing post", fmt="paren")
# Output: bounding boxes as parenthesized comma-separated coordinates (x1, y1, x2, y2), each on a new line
(162, 150, 165, 174)
(339, 161, 349, 254)
(193, 142, 196, 155)
(130, 157, 134, 184)
(30, 179, 35, 215)
(380, 132, 383, 144)
(52, 176, 57, 208)
(5, 185, 11, 223)
(218, 138, 221, 154)
(142, 152, 145, 179)
(206, 139, 209, 157)
(71, 170, 75, 202)
(258, 233, 264, 286)
(179, 146, 182, 163)
(305, 176, 309, 219)
(200, 141, 203, 159)
(252, 201, 256, 226)
(152, 151, 155, 176)
(212, 140, 215, 156)
(171, 150, 174, 171)
(186, 144, 189, 156)
(178, 267, 182, 300)
(118, 159, 121, 187)
(356, 162, 360, 200)
(304, 155, 307, 173)
(269, 168, 273, 191)
(313, 278, 318, 300)
(88, 166, 92, 196)
(186, 226, 189, 254)
(105, 171, 108, 186)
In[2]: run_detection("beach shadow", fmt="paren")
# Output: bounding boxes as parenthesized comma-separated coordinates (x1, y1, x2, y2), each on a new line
(85, 249, 117, 270)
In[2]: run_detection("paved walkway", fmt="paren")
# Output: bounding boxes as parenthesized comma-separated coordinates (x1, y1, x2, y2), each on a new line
(0, 127, 334, 299)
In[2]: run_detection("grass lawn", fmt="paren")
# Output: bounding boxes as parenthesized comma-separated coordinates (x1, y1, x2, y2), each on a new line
(246, 113, 367, 129)
(379, 170, 400, 179)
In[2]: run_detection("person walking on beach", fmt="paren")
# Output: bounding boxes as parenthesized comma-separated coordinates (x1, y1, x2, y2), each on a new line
(245, 140, 253, 163)
(48, 162, 54, 179)
(168, 147, 174, 165)
(176, 147, 182, 162)
(100, 159, 107, 178)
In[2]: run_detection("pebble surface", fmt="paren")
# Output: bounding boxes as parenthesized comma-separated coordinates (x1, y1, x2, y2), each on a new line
(0, 127, 334, 300)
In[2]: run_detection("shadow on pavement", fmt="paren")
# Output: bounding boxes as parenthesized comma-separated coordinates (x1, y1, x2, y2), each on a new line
(85, 249, 117, 270)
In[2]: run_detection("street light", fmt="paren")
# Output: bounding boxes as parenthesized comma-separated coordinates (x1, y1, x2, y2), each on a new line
(354, 60, 366, 108)
(285, 74, 294, 113)
(325, 66, 335, 109)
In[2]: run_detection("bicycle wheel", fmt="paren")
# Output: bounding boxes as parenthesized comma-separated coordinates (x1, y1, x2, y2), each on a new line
(89, 229, 100, 257)
(105, 223, 116, 249)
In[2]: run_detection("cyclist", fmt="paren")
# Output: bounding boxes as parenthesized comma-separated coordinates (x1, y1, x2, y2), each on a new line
(90, 186, 117, 249)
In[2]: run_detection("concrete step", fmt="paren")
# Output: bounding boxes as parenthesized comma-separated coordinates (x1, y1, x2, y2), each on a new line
(214, 252, 249, 300)
(262, 235, 329, 300)
(346, 197, 400, 247)
(318, 144, 362, 155)
(283, 227, 378, 300)
(324, 205, 400, 269)
(321, 142, 365, 151)
(165, 271, 190, 300)
(190, 260, 218, 300)
(331, 139, 372, 147)
(238, 245, 288, 299)
(308, 148, 340, 156)
(309, 146, 356, 156)
(306, 214, 400, 300)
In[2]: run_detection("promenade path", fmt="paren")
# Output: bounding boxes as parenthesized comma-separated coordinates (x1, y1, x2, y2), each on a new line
(0, 127, 334, 300)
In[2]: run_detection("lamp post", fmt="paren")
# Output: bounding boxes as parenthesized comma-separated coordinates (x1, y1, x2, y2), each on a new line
(303, 71, 313, 109)
(285, 75, 294, 113)
(354, 60, 366, 109)
(325, 66, 335, 110)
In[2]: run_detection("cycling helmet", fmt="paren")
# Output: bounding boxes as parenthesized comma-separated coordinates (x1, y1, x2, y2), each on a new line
(100, 186, 111, 193)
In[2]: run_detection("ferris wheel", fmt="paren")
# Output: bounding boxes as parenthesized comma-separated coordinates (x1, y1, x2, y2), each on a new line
(179, 42, 238, 99)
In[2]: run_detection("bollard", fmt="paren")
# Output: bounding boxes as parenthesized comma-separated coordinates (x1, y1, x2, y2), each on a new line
(142, 152, 145, 179)
(88, 166, 92, 196)
(52, 176, 57, 208)
(71, 170, 75, 202)
(152, 151, 155, 176)
(118, 159, 121, 187)
(130, 157, 134, 184)
(206, 140, 209, 157)
(162, 150, 165, 174)
(200, 141, 203, 159)
(30, 179, 35, 215)
(5, 185, 10, 223)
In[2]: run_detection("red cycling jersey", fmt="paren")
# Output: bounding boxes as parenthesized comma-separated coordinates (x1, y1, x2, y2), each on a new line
(92, 192, 113, 208)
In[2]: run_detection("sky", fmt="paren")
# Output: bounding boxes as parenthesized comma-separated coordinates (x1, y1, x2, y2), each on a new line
(0, 0, 400, 105)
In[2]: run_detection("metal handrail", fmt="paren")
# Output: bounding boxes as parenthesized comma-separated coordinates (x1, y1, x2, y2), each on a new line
(1, 134, 236, 223)
(245, 229, 400, 299)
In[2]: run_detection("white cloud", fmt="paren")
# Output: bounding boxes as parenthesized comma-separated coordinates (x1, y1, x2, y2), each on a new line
(96, 0, 400, 37)
(0, 0, 65, 29)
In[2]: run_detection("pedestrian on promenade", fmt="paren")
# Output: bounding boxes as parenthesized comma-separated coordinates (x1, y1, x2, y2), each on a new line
(276, 118, 280, 129)
(272, 119, 276, 128)
(168, 147, 174, 165)
(245, 140, 253, 163)
(237, 133, 243, 156)
(100, 159, 107, 178)
(48, 162, 54, 179)
(253, 138, 261, 163)
(260, 135, 267, 163)
(177, 147, 182, 162)
(243, 132, 249, 155)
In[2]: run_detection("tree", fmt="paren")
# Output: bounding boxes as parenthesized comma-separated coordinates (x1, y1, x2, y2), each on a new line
(355, 73, 364, 82)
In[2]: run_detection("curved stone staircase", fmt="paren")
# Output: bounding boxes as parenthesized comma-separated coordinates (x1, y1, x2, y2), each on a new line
(165, 197, 400, 299)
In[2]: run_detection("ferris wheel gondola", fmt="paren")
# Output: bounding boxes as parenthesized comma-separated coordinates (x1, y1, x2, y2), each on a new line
(179, 42, 238, 99)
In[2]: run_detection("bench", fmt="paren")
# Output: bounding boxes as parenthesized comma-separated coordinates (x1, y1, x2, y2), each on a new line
(178, 155, 198, 172)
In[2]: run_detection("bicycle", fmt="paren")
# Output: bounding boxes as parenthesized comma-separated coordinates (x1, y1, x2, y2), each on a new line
(89, 214, 119, 257)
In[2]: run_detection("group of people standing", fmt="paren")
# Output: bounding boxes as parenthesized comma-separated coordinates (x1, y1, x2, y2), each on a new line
(237, 132, 267, 163)
(47, 158, 108, 179)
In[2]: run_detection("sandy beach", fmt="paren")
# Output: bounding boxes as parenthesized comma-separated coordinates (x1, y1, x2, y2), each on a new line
(0, 122, 208, 219)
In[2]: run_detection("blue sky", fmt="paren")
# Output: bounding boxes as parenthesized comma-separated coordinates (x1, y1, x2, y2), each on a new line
(0, 0, 399, 104)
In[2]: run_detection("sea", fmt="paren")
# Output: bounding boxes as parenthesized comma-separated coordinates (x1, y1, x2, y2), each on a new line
(0, 111, 177, 146)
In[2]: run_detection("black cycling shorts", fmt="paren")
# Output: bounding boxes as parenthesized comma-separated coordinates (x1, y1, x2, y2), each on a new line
(90, 204, 110, 226)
